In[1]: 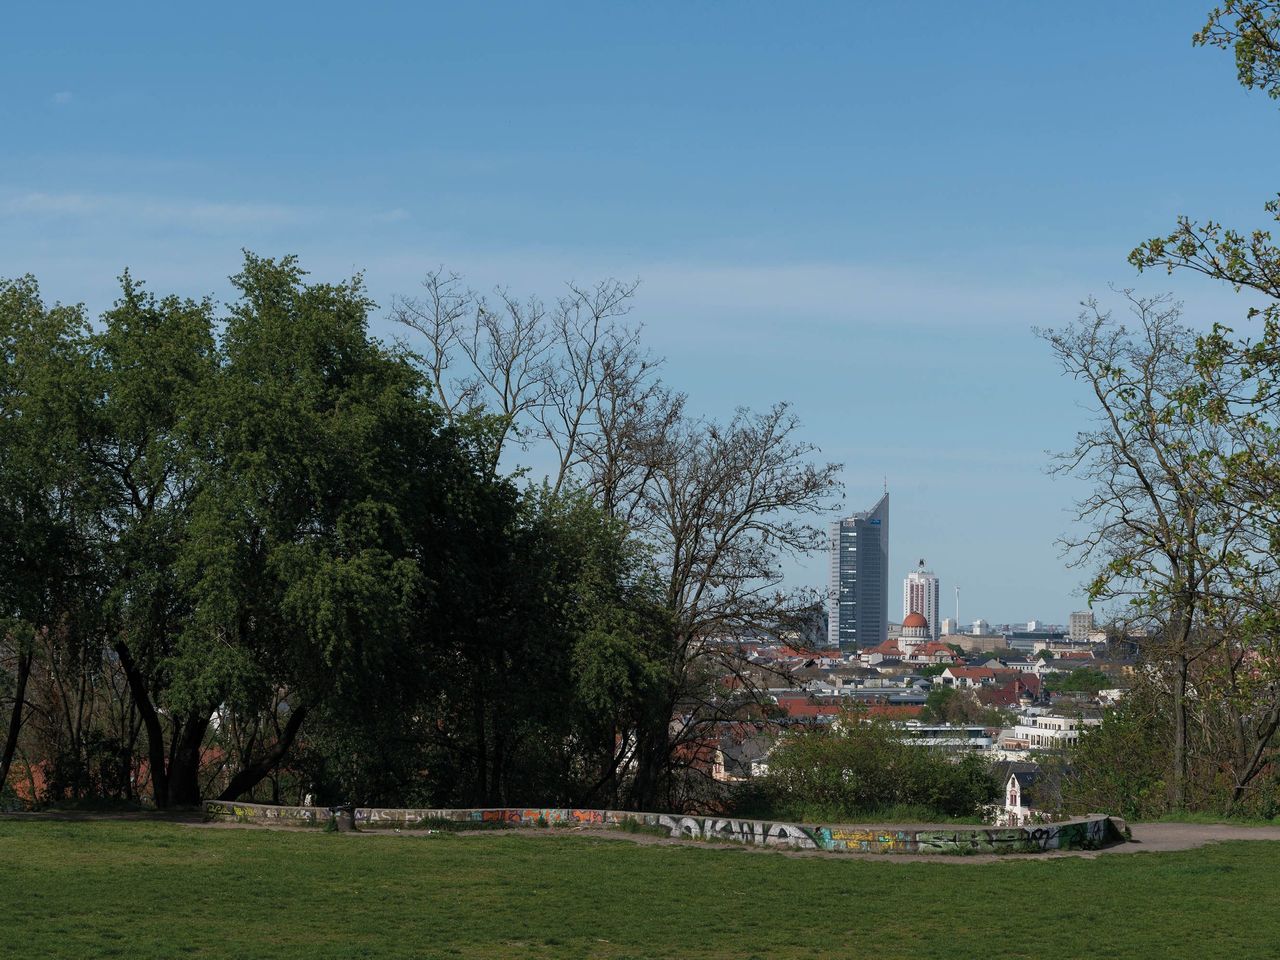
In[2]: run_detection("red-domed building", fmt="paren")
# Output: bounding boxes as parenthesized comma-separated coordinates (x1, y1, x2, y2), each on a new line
(899, 611, 931, 655)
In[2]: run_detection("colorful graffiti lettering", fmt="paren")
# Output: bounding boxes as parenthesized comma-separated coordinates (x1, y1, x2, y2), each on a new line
(203, 800, 321, 826)
(203, 801, 1121, 854)
(651, 815, 825, 849)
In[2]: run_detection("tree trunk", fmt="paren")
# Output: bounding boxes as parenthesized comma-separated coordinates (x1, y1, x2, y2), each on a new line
(115, 642, 170, 808)
(1171, 653, 1189, 810)
(0, 641, 34, 797)
(1226, 701, 1280, 814)
(489, 723, 506, 807)
(217, 705, 308, 802)
(471, 693, 489, 806)
(628, 721, 670, 811)
(166, 716, 211, 807)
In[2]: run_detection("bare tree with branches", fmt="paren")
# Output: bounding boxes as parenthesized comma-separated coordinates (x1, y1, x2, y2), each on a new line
(394, 268, 841, 810)
(1040, 292, 1251, 808)
(623, 403, 840, 807)
(393, 271, 653, 486)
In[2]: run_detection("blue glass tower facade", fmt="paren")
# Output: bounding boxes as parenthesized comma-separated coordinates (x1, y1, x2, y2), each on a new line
(827, 492, 889, 649)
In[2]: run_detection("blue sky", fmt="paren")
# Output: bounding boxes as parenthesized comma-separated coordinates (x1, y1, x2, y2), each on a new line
(4, 1, 1278, 624)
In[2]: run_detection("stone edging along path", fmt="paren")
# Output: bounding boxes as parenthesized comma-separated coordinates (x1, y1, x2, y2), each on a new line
(202, 800, 1125, 855)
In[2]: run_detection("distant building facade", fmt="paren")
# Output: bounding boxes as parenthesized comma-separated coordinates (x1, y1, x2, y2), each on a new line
(1006, 628, 1066, 652)
(1069, 611, 1095, 643)
(828, 492, 889, 649)
(943, 632, 1007, 654)
(903, 560, 940, 642)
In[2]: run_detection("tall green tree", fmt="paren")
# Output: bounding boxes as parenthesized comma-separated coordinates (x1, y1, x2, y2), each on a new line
(172, 254, 484, 805)
(0, 278, 98, 797)
(0, 254, 527, 808)
(1123, 2, 1280, 812)
(89, 274, 218, 807)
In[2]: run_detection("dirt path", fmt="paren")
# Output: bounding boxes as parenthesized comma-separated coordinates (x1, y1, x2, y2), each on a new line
(1124, 821, 1280, 853)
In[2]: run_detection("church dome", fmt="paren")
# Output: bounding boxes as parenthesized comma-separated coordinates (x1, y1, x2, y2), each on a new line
(903, 612, 929, 630)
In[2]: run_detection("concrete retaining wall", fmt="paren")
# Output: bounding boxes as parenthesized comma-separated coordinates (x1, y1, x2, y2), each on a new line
(202, 800, 327, 827)
(203, 800, 1124, 854)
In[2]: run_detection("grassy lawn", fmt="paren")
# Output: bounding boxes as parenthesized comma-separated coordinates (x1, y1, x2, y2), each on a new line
(1, 820, 1274, 959)
(1145, 811, 1280, 827)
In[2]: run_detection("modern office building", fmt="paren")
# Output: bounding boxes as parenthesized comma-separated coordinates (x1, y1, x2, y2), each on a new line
(827, 492, 889, 649)
(903, 560, 941, 642)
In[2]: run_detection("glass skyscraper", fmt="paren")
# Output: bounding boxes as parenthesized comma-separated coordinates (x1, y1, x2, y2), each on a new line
(827, 492, 889, 649)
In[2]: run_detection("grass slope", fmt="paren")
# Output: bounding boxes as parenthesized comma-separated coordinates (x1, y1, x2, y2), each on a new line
(1, 820, 1274, 959)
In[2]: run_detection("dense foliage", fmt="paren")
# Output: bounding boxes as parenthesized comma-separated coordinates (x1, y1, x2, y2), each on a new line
(920, 687, 1011, 726)
(1, 254, 838, 813)
(754, 717, 997, 822)
(1043, 669, 1110, 695)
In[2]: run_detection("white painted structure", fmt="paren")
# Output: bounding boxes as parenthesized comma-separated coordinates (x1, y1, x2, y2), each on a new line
(1004, 714, 1101, 750)
(903, 561, 941, 642)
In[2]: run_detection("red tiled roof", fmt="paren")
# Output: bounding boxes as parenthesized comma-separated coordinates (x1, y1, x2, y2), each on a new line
(912, 642, 959, 657)
(945, 667, 997, 680)
(776, 700, 842, 719)
(868, 640, 903, 656)
(865, 704, 925, 720)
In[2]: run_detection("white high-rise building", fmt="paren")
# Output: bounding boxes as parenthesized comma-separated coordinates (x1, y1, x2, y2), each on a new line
(903, 560, 940, 642)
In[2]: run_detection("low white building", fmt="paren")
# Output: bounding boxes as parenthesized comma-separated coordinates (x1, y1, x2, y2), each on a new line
(896, 722, 994, 752)
(1003, 714, 1101, 750)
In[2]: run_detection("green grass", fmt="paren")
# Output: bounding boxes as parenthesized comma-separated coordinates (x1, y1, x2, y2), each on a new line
(3, 820, 1279, 959)
(1144, 810, 1280, 827)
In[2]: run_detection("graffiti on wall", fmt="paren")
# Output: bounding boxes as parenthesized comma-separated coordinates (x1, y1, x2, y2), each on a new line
(351, 807, 614, 829)
(912, 828, 1028, 854)
(203, 800, 322, 826)
(651, 815, 828, 850)
(828, 829, 914, 853)
(203, 801, 1120, 854)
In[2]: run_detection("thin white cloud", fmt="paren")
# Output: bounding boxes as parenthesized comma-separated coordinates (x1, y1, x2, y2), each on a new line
(358, 247, 1085, 334)
(1, 190, 313, 229)
(51, 91, 73, 105)
(359, 245, 1267, 336)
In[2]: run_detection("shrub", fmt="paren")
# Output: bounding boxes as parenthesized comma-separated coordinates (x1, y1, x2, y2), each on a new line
(757, 717, 997, 821)
(1059, 697, 1168, 820)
